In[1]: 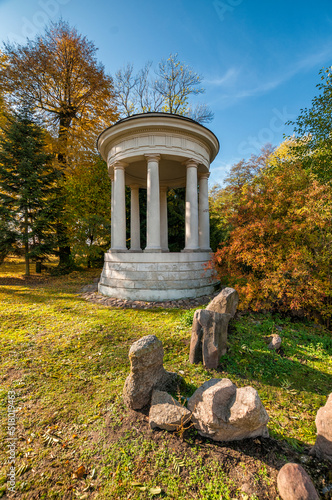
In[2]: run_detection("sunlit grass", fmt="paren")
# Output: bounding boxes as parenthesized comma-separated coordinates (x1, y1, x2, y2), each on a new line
(0, 258, 331, 498)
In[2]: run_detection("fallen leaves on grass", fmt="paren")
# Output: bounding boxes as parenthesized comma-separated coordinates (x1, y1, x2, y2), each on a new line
(72, 465, 87, 479)
(131, 482, 162, 495)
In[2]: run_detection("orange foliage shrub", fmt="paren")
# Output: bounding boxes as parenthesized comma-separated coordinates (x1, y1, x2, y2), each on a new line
(212, 162, 332, 326)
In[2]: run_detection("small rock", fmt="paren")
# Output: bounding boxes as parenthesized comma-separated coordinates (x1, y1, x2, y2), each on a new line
(149, 390, 191, 431)
(123, 335, 182, 410)
(188, 378, 269, 441)
(310, 392, 332, 462)
(206, 287, 239, 317)
(240, 482, 255, 496)
(277, 463, 319, 500)
(299, 455, 311, 464)
(268, 333, 282, 350)
(189, 309, 231, 369)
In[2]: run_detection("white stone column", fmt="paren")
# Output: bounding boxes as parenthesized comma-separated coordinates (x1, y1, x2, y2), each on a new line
(144, 154, 162, 252)
(199, 173, 211, 251)
(130, 184, 141, 251)
(184, 159, 199, 251)
(111, 162, 127, 252)
(110, 175, 114, 249)
(160, 186, 169, 252)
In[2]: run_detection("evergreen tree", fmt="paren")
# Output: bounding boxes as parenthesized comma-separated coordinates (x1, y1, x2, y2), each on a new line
(0, 107, 59, 275)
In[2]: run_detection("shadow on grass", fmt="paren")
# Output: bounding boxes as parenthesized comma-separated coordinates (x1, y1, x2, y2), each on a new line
(216, 348, 332, 397)
(0, 285, 87, 305)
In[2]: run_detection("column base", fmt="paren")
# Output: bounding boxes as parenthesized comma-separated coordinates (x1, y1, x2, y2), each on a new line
(110, 248, 128, 253)
(144, 248, 163, 253)
(181, 248, 202, 253)
(129, 248, 143, 253)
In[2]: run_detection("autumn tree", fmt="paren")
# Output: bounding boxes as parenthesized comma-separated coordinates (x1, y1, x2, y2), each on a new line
(0, 21, 118, 268)
(114, 54, 213, 123)
(0, 107, 59, 274)
(0, 51, 8, 133)
(287, 66, 332, 184)
(209, 144, 275, 246)
(212, 144, 332, 325)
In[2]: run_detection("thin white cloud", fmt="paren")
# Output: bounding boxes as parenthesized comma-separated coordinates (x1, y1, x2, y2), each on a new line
(214, 44, 332, 106)
(205, 67, 240, 86)
(235, 78, 283, 99)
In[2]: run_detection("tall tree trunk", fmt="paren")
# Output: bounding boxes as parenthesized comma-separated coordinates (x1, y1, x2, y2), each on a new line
(57, 113, 73, 269)
(24, 210, 30, 276)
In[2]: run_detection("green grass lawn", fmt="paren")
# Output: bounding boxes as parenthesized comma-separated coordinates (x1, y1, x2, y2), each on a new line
(0, 258, 331, 499)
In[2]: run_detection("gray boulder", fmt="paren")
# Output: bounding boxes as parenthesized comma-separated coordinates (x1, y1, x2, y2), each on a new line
(188, 378, 269, 441)
(310, 393, 332, 462)
(149, 390, 191, 431)
(268, 333, 282, 350)
(189, 309, 231, 369)
(123, 335, 181, 410)
(206, 287, 239, 317)
(277, 463, 319, 500)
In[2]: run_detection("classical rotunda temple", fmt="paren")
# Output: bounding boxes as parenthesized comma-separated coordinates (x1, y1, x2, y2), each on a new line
(97, 112, 220, 301)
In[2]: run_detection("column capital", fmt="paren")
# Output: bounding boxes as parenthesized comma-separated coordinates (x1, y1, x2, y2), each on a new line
(160, 185, 168, 192)
(185, 158, 199, 168)
(144, 154, 161, 162)
(113, 161, 128, 170)
(129, 183, 140, 189)
(199, 172, 210, 180)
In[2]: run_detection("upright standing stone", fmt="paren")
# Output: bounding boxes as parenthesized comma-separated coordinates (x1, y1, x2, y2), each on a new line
(310, 393, 332, 462)
(123, 335, 181, 410)
(189, 309, 231, 369)
(188, 378, 269, 441)
(277, 463, 319, 500)
(206, 287, 239, 317)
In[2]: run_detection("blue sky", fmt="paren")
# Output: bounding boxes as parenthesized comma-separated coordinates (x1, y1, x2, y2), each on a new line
(1, 0, 332, 185)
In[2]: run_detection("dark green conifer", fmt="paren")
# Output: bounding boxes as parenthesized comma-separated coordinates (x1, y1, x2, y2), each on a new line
(0, 107, 59, 275)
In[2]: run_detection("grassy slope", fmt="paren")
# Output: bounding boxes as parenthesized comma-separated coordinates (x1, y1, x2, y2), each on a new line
(0, 258, 331, 499)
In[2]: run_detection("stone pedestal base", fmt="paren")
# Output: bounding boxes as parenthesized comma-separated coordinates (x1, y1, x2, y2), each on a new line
(98, 251, 219, 302)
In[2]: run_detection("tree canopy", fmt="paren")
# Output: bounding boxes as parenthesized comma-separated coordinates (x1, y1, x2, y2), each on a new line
(287, 66, 332, 184)
(114, 53, 214, 123)
(0, 20, 118, 164)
